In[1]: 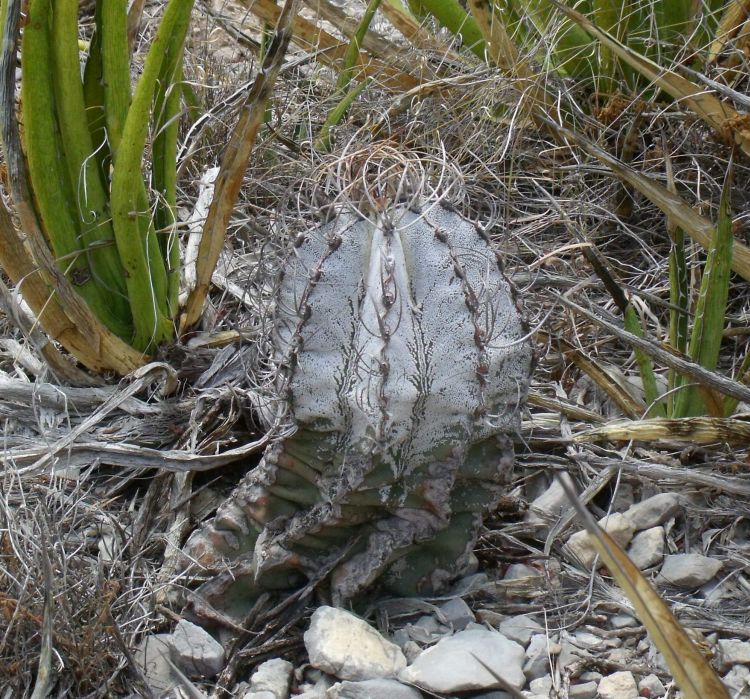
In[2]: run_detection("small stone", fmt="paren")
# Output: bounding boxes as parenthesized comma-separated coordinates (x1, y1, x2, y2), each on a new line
(169, 619, 225, 678)
(133, 634, 176, 694)
(406, 615, 443, 643)
(475, 609, 507, 627)
(305, 607, 406, 681)
(655, 554, 722, 588)
(438, 598, 474, 630)
(638, 674, 666, 697)
(529, 675, 553, 694)
(564, 514, 635, 568)
(525, 475, 573, 527)
(573, 631, 606, 651)
(497, 614, 543, 647)
(610, 614, 638, 629)
(627, 526, 665, 569)
(398, 629, 525, 693)
(717, 639, 750, 669)
(597, 671, 638, 699)
(569, 680, 598, 699)
(247, 658, 294, 699)
(606, 648, 632, 665)
(723, 664, 750, 693)
(524, 633, 560, 680)
(326, 678, 422, 699)
(624, 493, 682, 531)
(579, 671, 603, 682)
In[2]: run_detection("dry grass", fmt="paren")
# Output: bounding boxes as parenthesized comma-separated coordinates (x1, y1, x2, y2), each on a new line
(1, 0, 749, 695)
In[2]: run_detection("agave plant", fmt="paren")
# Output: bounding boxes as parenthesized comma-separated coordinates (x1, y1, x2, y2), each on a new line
(182, 146, 533, 626)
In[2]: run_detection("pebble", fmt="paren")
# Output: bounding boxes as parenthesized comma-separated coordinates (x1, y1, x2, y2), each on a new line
(627, 526, 665, 569)
(497, 614, 543, 647)
(655, 553, 722, 588)
(610, 614, 638, 629)
(304, 607, 406, 681)
(717, 639, 750, 669)
(529, 675, 553, 694)
(405, 615, 445, 643)
(244, 659, 294, 699)
(597, 670, 638, 699)
(564, 513, 635, 568)
(524, 475, 572, 527)
(438, 597, 475, 630)
(326, 678, 422, 698)
(638, 673, 666, 697)
(624, 493, 682, 531)
(523, 633, 560, 680)
(170, 619, 225, 678)
(398, 629, 525, 693)
(569, 680, 598, 699)
(723, 664, 750, 693)
(133, 634, 176, 693)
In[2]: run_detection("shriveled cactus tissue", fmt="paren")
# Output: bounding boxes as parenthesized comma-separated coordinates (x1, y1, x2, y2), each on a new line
(182, 155, 533, 627)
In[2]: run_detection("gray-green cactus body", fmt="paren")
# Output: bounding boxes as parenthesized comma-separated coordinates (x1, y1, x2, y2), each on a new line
(184, 201, 532, 624)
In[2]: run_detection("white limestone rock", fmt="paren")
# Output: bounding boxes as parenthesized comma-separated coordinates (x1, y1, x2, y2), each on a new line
(398, 629, 525, 693)
(627, 526, 665, 569)
(655, 553, 722, 588)
(245, 658, 294, 699)
(623, 493, 683, 531)
(597, 671, 638, 699)
(497, 614, 543, 647)
(304, 607, 406, 681)
(169, 619, 225, 678)
(564, 513, 635, 569)
(326, 679, 422, 699)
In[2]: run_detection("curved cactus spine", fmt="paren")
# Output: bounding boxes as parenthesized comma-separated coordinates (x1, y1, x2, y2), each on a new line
(183, 149, 533, 626)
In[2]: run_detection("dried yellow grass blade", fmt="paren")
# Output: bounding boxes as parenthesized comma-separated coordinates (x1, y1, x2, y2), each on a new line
(549, 0, 750, 157)
(380, 0, 455, 54)
(240, 0, 418, 91)
(577, 416, 750, 446)
(537, 116, 750, 283)
(559, 477, 731, 699)
(553, 335, 643, 418)
(709, 0, 750, 64)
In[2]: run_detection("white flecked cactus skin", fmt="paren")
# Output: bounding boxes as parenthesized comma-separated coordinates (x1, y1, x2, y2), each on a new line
(183, 149, 533, 626)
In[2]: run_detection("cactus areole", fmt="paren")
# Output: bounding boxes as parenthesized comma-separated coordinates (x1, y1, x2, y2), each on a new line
(183, 158, 533, 626)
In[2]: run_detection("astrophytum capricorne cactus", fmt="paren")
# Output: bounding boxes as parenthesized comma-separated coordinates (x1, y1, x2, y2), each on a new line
(182, 147, 533, 627)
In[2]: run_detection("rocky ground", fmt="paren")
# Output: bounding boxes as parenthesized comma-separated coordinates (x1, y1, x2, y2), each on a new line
(2, 1, 750, 698)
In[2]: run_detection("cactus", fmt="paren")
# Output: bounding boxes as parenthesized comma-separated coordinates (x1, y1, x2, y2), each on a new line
(182, 147, 533, 626)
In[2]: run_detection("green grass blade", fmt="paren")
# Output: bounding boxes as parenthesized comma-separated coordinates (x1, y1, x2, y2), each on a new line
(111, 0, 195, 349)
(100, 0, 132, 159)
(673, 161, 734, 417)
(515, 0, 595, 80)
(663, 135, 690, 413)
(624, 303, 666, 417)
(82, 2, 111, 187)
(336, 0, 382, 92)
(316, 78, 371, 152)
(153, 4, 194, 318)
(414, 0, 486, 59)
(21, 0, 130, 339)
(51, 0, 131, 329)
